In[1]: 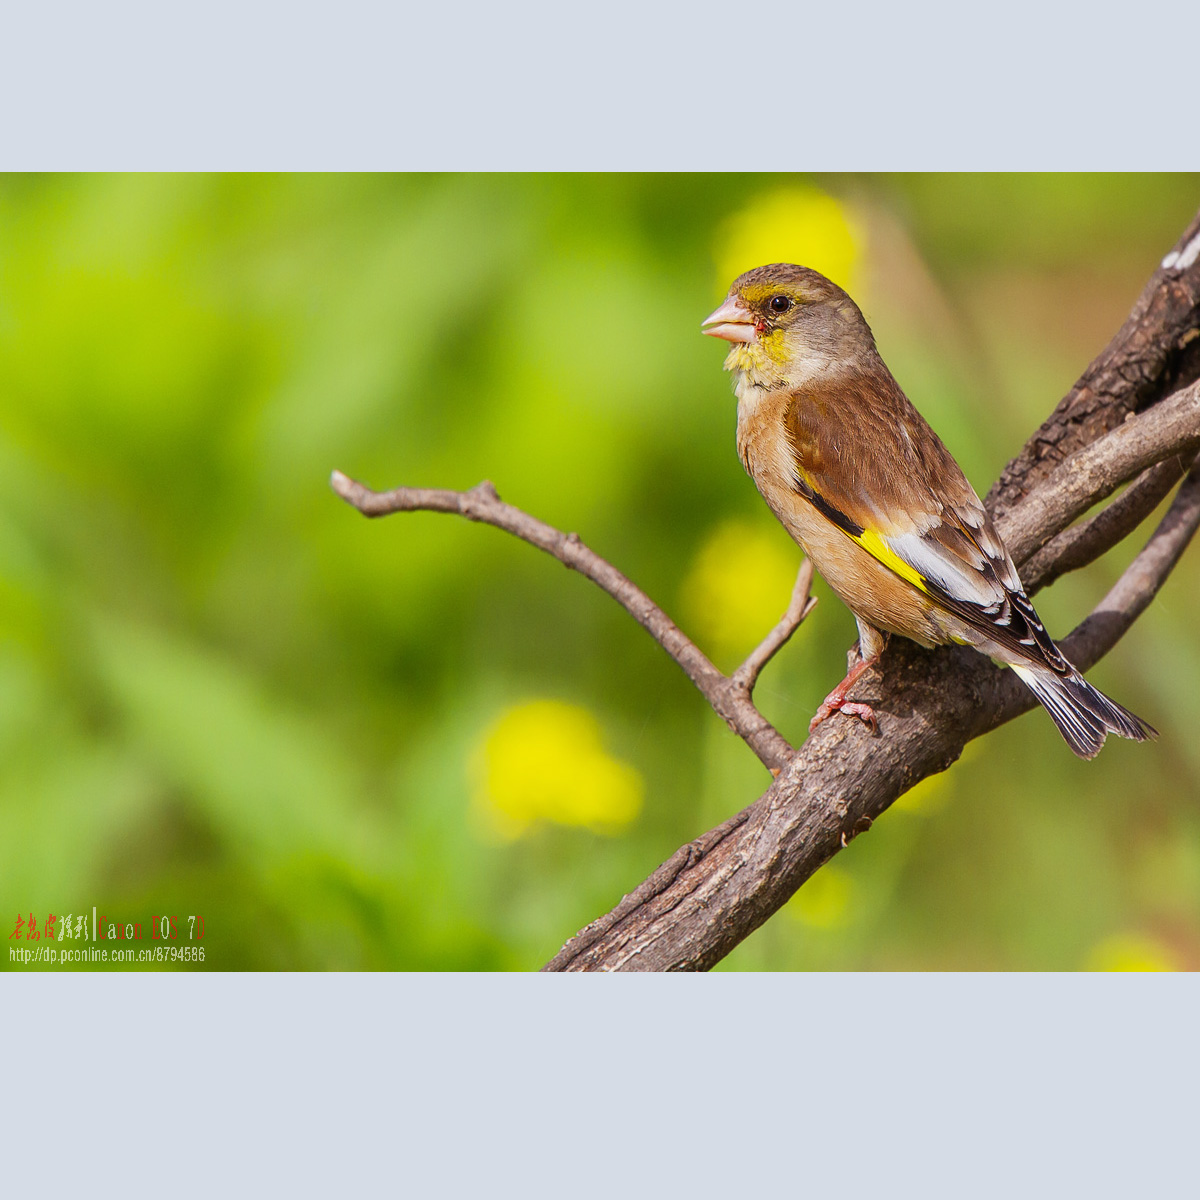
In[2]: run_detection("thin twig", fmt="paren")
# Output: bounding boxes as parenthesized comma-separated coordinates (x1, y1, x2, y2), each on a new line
(1021, 456, 1188, 595)
(731, 558, 817, 693)
(1066, 464, 1200, 670)
(995, 377, 1200, 566)
(330, 469, 814, 772)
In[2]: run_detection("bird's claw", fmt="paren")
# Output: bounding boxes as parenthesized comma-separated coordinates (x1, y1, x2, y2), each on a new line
(808, 700, 878, 735)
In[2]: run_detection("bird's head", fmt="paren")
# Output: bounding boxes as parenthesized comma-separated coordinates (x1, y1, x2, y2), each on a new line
(702, 263, 875, 390)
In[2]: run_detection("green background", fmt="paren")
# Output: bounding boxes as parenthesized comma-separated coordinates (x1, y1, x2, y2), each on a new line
(2, 173, 1198, 970)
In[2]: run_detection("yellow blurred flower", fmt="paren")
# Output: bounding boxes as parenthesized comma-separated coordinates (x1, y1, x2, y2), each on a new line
(1084, 934, 1179, 972)
(786, 865, 853, 929)
(715, 183, 865, 297)
(681, 519, 800, 665)
(471, 699, 643, 841)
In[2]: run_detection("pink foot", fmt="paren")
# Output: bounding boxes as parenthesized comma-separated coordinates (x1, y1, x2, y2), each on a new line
(809, 699, 878, 735)
(808, 651, 881, 735)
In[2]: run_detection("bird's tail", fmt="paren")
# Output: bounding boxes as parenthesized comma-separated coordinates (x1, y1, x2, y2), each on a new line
(1011, 664, 1157, 760)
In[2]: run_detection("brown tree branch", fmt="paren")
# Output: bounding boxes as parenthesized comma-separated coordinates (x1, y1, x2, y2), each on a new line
(1021, 455, 1188, 596)
(543, 464, 1200, 972)
(1067, 464, 1200, 666)
(993, 379, 1200, 566)
(541, 211, 1200, 972)
(330, 471, 816, 773)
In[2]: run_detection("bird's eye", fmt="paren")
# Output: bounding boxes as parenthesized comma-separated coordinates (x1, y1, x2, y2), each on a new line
(769, 295, 791, 314)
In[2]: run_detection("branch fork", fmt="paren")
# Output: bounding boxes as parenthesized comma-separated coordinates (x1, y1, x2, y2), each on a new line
(331, 469, 817, 772)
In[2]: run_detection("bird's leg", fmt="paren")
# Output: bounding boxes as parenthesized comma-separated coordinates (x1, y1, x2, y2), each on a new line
(808, 653, 881, 733)
(808, 623, 888, 735)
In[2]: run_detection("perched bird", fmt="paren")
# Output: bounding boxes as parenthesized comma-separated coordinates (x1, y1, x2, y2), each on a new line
(702, 263, 1155, 758)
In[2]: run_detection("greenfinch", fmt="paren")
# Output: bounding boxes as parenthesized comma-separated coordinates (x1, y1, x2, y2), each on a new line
(703, 263, 1155, 758)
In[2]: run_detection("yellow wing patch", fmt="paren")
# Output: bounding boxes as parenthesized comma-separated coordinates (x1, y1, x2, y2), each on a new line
(852, 528, 930, 595)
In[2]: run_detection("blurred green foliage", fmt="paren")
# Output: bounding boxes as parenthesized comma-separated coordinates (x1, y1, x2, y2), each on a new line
(2, 173, 1198, 971)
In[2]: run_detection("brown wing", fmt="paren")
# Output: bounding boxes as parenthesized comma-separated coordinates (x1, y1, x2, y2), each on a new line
(785, 366, 1070, 674)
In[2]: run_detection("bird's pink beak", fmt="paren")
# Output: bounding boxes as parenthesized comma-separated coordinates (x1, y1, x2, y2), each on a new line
(701, 295, 756, 344)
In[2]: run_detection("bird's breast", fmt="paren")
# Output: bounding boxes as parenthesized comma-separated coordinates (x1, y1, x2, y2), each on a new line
(736, 387, 946, 648)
